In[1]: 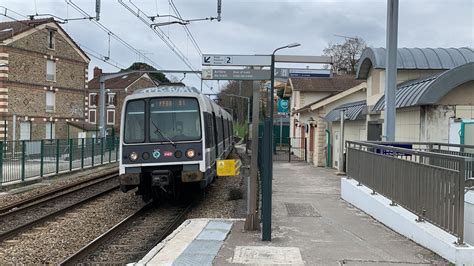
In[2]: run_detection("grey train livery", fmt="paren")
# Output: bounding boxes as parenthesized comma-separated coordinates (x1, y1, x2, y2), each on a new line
(119, 86, 233, 201)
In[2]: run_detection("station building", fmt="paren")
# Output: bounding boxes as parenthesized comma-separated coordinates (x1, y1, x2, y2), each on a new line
(289, 47, 474, 168)
(284, 75, 363, 163)
(0, 18, 90, 140)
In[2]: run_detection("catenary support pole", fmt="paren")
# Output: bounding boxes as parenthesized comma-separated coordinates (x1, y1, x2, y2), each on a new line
(244, 80, 261, 231)
(384, 0, 398, 141)
(99, 77, 107, 138)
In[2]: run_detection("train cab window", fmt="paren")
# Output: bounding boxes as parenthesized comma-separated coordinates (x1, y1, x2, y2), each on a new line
(124, 100, 145, 143)
(149, 98, 201, 142)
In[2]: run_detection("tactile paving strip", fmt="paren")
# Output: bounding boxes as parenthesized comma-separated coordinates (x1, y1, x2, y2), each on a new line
(284, 202, 321, 217)
(173, 220, 233, 266)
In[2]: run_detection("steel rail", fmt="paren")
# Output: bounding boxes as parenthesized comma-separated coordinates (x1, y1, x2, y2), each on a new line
(0, 171, 118, 214)
(0, 177, 119, 242)
(60, 202, 194, 265)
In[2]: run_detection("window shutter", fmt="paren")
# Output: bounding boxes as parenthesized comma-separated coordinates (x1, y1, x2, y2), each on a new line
(114, 95, 117, 106)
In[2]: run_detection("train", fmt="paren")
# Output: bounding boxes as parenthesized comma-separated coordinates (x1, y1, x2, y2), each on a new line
(118, 85, 234, 202)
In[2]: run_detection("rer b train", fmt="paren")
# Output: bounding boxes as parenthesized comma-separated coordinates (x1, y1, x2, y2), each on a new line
(118, 85, 234, 201)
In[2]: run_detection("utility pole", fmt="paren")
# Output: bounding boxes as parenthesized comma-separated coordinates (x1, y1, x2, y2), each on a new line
(384, 0, 398, 141)
(244, 79, 261, 231)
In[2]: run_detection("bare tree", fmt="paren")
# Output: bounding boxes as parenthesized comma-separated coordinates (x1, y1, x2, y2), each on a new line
(324, 36, 367, 74)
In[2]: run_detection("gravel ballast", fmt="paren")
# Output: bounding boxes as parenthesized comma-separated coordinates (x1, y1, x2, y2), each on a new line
(186, 145, 248, 219)
(0, 190, 144, 265)
(0, 145, 249, 264)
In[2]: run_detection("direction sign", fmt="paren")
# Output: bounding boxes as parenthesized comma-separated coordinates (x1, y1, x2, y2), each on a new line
(202, 69, 270, 80)
(275, 68, 331, 78)
(202, 54, 271, 66)
(277, 99, 289, 114)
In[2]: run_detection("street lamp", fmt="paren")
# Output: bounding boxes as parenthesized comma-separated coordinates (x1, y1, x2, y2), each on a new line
(262, 42, 301, 242)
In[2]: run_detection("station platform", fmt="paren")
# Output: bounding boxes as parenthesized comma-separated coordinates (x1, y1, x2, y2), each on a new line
(136, 162, 446, 265)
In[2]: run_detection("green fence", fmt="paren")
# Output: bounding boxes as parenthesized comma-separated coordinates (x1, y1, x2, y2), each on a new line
(0, 137, 119, 185)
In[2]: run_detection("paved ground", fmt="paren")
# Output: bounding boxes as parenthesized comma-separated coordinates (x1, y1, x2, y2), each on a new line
(214, 162, 446, 265)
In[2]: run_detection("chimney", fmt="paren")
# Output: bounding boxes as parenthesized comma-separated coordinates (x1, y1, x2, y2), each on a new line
(93, 67, 102, 78)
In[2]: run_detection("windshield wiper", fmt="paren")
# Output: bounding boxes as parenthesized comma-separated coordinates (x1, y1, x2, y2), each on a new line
(151, 121, 176, 147)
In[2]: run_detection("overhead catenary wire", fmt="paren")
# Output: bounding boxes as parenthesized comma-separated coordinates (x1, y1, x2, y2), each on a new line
(66, 0, 163, 70)
(118, 0, 215, 93)
(0, 6, 125, 70)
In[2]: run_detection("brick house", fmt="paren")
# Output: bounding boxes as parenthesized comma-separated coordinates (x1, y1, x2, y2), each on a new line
(0, 18, 90, 141)
(84, 67, 158, 135)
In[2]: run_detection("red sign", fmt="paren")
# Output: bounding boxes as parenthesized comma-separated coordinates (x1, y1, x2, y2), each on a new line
(164, 151, 173, 157)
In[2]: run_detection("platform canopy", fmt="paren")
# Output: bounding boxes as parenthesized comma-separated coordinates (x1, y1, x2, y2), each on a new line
(356, 47, 474, 79)
(324, 100, 367, 122)
(373, 62, 474, 111)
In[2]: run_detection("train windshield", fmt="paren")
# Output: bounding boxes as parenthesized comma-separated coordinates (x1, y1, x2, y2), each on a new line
(124, 100, 146, 143)
(149, 97, 201, 142)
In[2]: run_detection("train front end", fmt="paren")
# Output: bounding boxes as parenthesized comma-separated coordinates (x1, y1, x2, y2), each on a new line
(119, 86, 206, 201)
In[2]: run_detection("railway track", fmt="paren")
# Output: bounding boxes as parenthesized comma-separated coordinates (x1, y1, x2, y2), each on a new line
(61, 201, 193, 265)
(0, 172, 120, 242)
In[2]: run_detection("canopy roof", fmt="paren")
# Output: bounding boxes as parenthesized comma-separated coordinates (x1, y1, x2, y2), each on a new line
(356, 47, 474, 79)
(325, 100, 367, 122)
(373, 62, 474, 111)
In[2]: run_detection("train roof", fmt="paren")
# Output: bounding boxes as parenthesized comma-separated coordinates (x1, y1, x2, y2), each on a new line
(134, 85, 201, 95)
(126, 85, 232, 119)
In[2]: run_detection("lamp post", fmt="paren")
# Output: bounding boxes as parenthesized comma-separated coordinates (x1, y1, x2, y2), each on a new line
(262, 43, 301, 241)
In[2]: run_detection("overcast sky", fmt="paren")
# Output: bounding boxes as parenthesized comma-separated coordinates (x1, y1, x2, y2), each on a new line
(2, 0, 473, 92)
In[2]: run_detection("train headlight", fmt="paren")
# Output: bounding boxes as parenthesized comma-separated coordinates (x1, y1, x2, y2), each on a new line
(129, 152, 138, 161)
(186, 149, 196, 159)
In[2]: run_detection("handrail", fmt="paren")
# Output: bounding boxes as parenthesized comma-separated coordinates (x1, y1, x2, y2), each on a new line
(346, 140, 468, 245)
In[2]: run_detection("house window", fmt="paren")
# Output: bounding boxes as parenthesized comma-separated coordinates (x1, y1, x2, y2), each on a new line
(46, 91, 55, 112)
(89, 93, 98, 107)
(107, 93, 116, 106)
(47, 30, 55, 49)
(46, 60, 56, 81)
(45, 122, 55, 139)
(89, 109, 97, 124)
(107, 109, 115, 125)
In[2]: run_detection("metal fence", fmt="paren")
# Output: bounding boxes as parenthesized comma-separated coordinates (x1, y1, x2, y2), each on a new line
(0, 137, 119, 185)
(273, 137, 306, 162)
(346, 141, 473, 245)
(370, 142, 474, 181)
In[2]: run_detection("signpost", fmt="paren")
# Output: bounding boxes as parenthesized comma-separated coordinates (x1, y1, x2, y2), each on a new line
(277, 99, 289, 114)
(275, 68, 331, 78)
(202, 69, 270, 80)
(202, 54, 271, 66)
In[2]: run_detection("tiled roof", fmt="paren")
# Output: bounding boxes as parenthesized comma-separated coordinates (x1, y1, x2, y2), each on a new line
(87, 73, 153, 90)
(0, 18, 89, 61)
(0, 18, 54, 41)
(290, 76, 364, 93)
